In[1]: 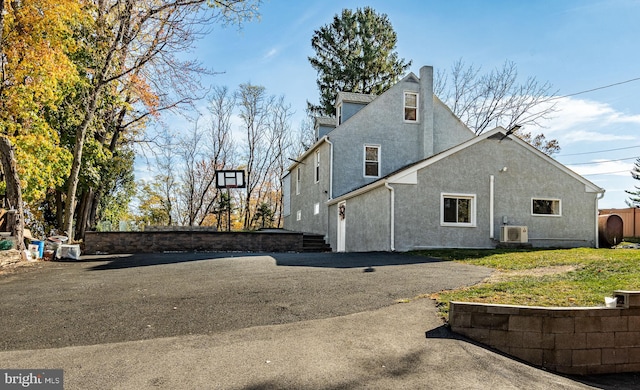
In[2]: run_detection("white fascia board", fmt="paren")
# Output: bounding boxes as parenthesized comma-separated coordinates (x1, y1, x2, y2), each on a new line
(327, 180, 387, 206)
(385, 126, 604, 195)
(285, 136, 328, 173)
(328, 126, 605, 206)
(386, 128, 500, 182)
(389, 170, 417, 185)
(504, 130, 605, 194)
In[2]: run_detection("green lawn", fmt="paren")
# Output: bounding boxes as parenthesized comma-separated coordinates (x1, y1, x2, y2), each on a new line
(413, 247, 640, 317)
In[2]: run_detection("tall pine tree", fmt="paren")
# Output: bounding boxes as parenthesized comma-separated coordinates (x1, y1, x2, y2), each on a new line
(625, 158, 640, 207)
(308, 7, 411, 116)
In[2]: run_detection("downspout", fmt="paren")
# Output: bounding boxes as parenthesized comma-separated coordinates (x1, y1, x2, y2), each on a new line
(326, 137, 334, 244)
(385, 182, 395, 251)
(326, 137, 333, 200)
(489, 175, 495, 239)
(595, 190, 605, 248)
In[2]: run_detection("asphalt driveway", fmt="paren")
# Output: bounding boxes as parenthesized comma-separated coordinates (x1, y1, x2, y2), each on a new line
(0, 252, 633, 389)
(0, 252, 489, 351)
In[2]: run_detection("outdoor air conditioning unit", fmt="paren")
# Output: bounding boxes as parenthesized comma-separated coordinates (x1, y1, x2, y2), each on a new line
(500, 226, 528, 243)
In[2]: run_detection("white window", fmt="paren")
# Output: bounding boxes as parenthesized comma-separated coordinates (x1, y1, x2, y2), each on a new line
(337, 104, 343, 125)
(441, 193, 476, 227)
(296, 166, 301, 195)
(314, 203, 320, 215)
(296, 210, 302, 221)
(364, 145, 380, 177)
(314, 150, 320, 183)
(404, 92, 418, 122)
(532, 198, 561, 216)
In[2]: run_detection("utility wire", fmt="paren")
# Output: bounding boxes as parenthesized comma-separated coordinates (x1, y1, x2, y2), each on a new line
(568, 156, 639, 166)
(582, 170, 632, 176)
(551, 77, 640, 100)
(558, 145, 640, 157)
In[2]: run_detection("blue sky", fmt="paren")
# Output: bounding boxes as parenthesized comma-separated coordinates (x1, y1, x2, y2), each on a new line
(162, 0, 640, 209)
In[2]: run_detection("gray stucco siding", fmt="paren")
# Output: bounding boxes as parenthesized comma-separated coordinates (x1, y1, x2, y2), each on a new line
(329, 80, 423, 197)
(432, 98, 475, 153)
(391, 136, 598, 250)
(393, 164, 493, 250)
(284, 142, 332, 235)
(344, 186, 391, 252)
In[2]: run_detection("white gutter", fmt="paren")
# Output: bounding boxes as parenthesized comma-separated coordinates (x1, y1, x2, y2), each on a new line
(595, 190, 606, 248)
(326, 137, 334, 244)
(384, 182, 395, 251)
(489, 175, 495, 239)
(326, 137, 333, 200)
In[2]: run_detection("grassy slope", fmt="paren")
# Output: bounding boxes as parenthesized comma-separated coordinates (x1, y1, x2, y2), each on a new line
(413, 248, 640, 315)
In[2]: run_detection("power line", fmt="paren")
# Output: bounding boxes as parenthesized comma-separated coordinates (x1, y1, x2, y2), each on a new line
(568, 156, 639, 166)
(552, 77, 640, 100)
(582, 170, 632, 176)
(558, 145, 640, 157)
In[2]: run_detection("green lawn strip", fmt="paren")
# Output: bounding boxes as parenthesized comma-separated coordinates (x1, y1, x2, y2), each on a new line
(413, 248, 640, 319)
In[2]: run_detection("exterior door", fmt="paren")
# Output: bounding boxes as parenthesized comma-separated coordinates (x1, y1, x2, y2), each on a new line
(337, 201, 346, 252)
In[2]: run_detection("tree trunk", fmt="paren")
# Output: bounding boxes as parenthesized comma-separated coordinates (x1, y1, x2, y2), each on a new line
(55, 189, 64, 229)
(75, 188, 95, 239)
(0, 136, 25, 251)
(63, 88, 99, 239)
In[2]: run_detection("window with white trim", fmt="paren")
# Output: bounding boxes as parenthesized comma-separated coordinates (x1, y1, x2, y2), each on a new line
(404, 92, 418, 122)
(337, 104, 343, 125)
(441, 193, 476, 226)
(314, 150, 320, 183)
(296, 210, 301, 221)
(314, 202, 320, 215)
(295, 166, 301, 195)
(532, 198, 561, 216)
(364, 145, 380, 177)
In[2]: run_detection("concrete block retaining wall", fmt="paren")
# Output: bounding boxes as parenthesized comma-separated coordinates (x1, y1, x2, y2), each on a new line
(449, 291, 640, 375)
(84, 231, 304, 254)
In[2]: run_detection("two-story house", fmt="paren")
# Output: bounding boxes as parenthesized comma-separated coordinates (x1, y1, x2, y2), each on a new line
(283, 66, 605, 252)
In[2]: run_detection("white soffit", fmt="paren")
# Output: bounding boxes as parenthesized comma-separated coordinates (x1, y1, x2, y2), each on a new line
(390, 171, 417, 184)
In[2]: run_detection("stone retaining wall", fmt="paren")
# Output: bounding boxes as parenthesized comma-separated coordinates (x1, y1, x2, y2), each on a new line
(84, 231, 304, 254)
(449, 291, 640, 375)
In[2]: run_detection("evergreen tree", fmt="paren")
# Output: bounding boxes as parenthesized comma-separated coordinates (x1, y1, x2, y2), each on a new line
(625, 158, 640, 207)
(308, 7, 411, 116)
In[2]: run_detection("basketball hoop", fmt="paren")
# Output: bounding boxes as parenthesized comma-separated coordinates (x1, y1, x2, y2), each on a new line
(215, 170, 246, 189)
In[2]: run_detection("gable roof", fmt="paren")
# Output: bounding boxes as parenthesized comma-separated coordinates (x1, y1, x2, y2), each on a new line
(328, 127, 604, 205)
(336, 91, 376, 106)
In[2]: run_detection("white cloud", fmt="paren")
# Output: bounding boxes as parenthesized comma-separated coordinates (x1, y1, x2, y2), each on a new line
(562, 130, 636, 143)
(263, 48, 278, 60)
(528, 97, 640, 145)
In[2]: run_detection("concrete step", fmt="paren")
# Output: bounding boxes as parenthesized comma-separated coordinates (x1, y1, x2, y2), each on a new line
(302, 234, 332, 252)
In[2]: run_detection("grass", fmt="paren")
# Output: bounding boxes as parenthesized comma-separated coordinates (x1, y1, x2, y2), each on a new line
(413, 247, 640, 318)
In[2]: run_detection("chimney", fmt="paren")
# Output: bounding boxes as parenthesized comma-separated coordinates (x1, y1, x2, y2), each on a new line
(420, 66, 435, 158)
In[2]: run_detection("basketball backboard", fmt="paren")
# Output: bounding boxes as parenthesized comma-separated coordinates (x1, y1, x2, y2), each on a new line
(215, 170, 246, 189)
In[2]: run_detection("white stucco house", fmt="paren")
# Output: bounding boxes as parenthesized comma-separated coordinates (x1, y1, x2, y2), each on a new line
(283, 66, 605, 252)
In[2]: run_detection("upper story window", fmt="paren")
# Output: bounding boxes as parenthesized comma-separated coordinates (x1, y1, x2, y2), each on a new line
(404, 92, 418, 122)
(337, 104, 343, 125)
(441, 193, 476, 227)
(532, 198, 561, 216)
(314, 150, 320, 183)
(364, 145, 380, 177)
(295, 166, 301, 195)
